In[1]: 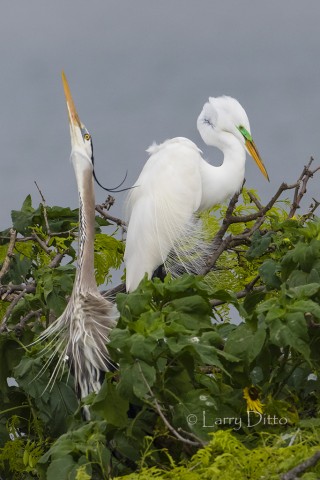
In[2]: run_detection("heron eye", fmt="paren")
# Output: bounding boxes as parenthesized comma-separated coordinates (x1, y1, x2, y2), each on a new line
(84, 133, 91, 141)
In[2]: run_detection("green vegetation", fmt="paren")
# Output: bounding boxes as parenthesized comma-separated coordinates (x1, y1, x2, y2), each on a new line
(0, 163, 320, 479)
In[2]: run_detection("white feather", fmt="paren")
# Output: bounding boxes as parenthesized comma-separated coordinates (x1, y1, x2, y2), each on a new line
(124, 96, 268, 291)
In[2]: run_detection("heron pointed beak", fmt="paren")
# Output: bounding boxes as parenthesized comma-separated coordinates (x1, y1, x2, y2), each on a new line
(61, 71, 82, 131)
(245, 138, 269, 182)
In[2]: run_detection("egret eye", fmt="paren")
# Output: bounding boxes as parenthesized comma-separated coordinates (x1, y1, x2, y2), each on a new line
(84, 133, 91, 141)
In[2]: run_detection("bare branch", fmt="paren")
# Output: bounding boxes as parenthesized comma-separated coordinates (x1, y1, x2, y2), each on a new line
(14, 308, 42, 335)
(31, 232, 51, 254)
(137, 361, 205, 448)
(0, 284, 36, 298)
(281, 450, 320, 480)
(288, 158, 320, 218)
(211, 285, 266, 307)
(0, 288, 27, 332)
(205, 160, 320, 276)
(34, 180, 51, 235)
(95, 204, 127, 229)
(0, 229, 17, 284)
(48, 252, 65, 269)
(101, 195, 115, 211)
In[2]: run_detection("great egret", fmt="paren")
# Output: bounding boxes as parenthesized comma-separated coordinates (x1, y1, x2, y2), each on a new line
(124, 96, 269, 292)
(38, 72, 118, 403)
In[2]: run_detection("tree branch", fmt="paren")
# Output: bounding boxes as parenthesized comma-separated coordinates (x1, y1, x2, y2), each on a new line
(34, 180, 51, 235)
(288, 157, 320, 218)
(205, 161, 320, 275)
(95, 204, 127, 229)
(137, 361, 205, 447)
(14, 308, 42, 336)
(281, 450, 320, 480)
(210, 285, 265, 307)
(0, 228, 17, 284)
(0, 288, 27, 332)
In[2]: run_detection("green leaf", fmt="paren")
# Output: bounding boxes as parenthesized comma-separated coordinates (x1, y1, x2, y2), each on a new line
(46, 454, 75, 480)
(247, 231, 273, 259)
(116, 290, 153, 319)
(118, 360, 156, 400)
(91, 380, 129, 427)
(224, 323, 266, 365)
(288, 283, 320, 299)
(11, 195, 37, 234)
(259, 259, 281, 289)
(129, 334, 159, 362)
(0, 335, 24, 400)
(94, 233, 124, 285)
(268, 313, 310, 360)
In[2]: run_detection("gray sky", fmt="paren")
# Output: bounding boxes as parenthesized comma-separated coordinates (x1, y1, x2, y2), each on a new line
(1, 1, 320, 232)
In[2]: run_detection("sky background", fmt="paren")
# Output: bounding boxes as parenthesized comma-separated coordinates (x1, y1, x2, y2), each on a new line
(1, 1, 320, 280)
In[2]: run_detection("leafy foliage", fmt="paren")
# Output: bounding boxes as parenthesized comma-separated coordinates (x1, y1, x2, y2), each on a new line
(1, 174, 320, 479)
(114, 429, 320, 480)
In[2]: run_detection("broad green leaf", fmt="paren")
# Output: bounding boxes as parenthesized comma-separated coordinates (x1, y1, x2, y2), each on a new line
(247, 231, 273, 259)
(118, 360, 156, 400)
(46, 454, 75, 480)
(91, 380, 129, 427)
(224, 323, 266, 365)
(268, 313, 310, 360)
(259, 259, 281, 289)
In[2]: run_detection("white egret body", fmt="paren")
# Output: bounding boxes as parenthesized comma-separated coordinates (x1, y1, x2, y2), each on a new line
(124, 96, 269, 292)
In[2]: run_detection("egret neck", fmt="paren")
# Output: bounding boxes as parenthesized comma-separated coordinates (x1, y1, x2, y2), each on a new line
(198, 139, 246, 211)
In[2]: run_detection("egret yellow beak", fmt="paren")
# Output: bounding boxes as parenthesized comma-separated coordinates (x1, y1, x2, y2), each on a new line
(61, 71, 82, 129)
(245, 138, 269, 182)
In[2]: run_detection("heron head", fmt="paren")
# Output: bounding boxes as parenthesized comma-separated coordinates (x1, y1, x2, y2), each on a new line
(62, 71, 94, 169)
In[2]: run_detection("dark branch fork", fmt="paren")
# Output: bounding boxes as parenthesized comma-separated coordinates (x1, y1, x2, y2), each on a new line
(205, 158, 320, 286)
(202, 158, 320, 310)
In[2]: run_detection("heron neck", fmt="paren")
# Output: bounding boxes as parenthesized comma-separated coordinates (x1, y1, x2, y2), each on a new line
(76, 169, 97, 291)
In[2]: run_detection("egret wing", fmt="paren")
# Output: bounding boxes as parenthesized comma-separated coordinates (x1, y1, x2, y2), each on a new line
(124, 138, 207, 291)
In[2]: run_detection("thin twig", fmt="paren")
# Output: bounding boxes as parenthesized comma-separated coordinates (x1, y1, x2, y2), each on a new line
(288, 159, 320, 218)
(95, 204, 127, 228)
(34, 181, 51, 235)
(101, 195, 115, 211)
(205, 169, 317, 274)
(137, 361, 205, 447)
(31, 232, 51, 254)
(48, 252, 65, 269)
(0, 284, 36, 298)
(0, 229, 17, 283)
(14, 309, 42, 335)
(210, 285, 266, 307)
(0, 288, 27, 332)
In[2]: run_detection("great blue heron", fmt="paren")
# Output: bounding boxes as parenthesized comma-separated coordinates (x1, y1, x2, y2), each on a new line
(124, 96, 269, 292)
(39, 72, 118, 404)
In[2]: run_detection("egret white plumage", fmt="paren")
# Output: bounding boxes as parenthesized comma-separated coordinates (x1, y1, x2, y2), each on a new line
(38, 72, 117, 402)
(124, 96, 269, 292)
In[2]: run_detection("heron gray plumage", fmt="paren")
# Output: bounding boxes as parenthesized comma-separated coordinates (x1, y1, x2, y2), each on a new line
(38, 72, 117, 402)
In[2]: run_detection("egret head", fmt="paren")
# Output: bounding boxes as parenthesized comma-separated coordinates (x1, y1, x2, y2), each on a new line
(62, 71, 94, 171)
(197, 96, 269, 181)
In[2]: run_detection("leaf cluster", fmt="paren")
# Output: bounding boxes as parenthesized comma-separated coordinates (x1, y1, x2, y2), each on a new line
(1, 165, 320, 479)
